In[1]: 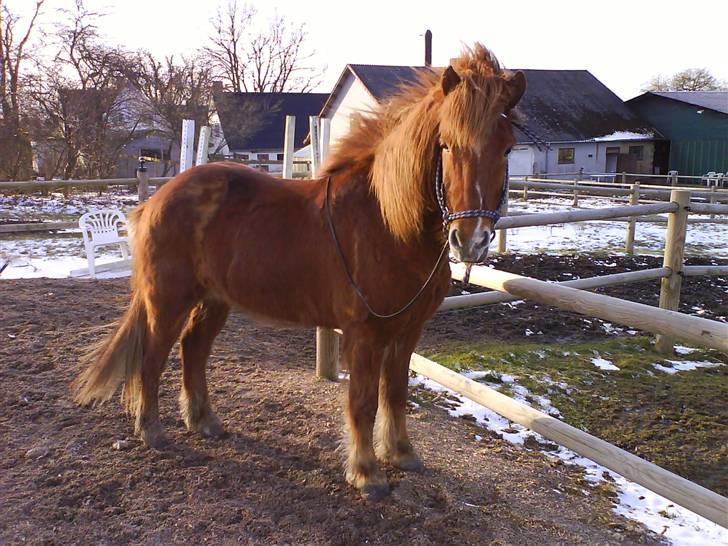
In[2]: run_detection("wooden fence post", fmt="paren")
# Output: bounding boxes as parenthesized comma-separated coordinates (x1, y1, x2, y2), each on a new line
(523, 175, 529, 201)
(655, 190, 690, 353)
(572, 179, 579, 207)
(310, 115, 339, 380)
(195, 126, 211, 165)
(136, 157, 149, 202)
(624, 181, 640, 254)
(496, 177, 509, 254)
(180, 119, 195, 172)
(282, 115, 295, 179)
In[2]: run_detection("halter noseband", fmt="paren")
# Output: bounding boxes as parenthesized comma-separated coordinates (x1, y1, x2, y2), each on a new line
(434, 148, 509, 238)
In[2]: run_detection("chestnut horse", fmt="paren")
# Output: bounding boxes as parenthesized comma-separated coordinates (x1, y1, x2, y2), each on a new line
(73, 44, 525, 500)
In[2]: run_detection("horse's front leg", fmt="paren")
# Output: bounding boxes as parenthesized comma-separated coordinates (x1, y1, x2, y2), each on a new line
(375, 327, 423, 472)
(344, 331, 389, 500)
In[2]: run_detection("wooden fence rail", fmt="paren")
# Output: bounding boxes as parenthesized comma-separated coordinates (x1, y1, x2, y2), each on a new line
(439, 267, 670, 311)
(450, 262, 728, 353)
(409, 353, 728, 528)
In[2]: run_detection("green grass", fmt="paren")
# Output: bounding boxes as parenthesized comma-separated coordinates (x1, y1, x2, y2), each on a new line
(423, 337, 728, 495)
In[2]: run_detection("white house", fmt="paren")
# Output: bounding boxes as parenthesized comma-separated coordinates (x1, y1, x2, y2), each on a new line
(319, 65, 664, 178)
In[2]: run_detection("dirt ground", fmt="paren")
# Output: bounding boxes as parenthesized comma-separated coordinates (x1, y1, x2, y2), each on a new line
(2, 255, 725, 545)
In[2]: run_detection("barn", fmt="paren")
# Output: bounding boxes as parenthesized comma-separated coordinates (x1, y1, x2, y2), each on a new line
(627, 91, 728, 177)
(320, 65, 663, 178)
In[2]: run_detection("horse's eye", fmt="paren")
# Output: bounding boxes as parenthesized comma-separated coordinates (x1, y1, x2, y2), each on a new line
(441, 143, 450, 152)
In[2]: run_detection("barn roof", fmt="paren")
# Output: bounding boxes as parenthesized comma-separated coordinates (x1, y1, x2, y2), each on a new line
(321, 65, 660, 144)
(215, 92, 328, 151)
(631, 91, 728, 115)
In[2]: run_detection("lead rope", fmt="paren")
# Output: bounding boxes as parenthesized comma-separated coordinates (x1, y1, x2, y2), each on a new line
(324, 175, 450, 320)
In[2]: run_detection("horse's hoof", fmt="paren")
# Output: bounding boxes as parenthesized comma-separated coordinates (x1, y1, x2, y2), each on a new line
(361, 482, 390, 502)
(140, 426, 166, 449)
(392, 452, 424, 472)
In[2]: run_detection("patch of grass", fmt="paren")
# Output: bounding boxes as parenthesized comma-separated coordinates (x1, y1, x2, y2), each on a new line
(423, 337, 728, 495)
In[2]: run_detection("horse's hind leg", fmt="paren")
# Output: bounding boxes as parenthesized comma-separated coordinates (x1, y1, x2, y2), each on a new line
(344, 329, 389, 500)
(179, 298, 229, 438)
(131, 290, 197, 448)
(375, 328, 423, 471)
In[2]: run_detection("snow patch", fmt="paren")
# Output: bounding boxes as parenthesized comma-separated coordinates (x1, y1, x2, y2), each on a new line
(652, 360, 724, 375)
(591, 131, 654, 141)
(591, 356, 619, 371)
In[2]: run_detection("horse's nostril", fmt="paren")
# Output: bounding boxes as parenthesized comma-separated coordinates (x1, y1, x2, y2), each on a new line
(449, 228, 463, 249)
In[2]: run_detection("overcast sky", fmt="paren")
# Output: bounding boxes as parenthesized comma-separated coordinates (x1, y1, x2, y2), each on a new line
(9, 0, 728, 99)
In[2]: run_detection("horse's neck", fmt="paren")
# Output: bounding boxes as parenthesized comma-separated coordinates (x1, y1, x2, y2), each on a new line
(333, 170, 444, 257)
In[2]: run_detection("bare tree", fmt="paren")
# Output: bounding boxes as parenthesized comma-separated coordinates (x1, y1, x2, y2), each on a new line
(204, 1, 322, 92)
(28, 0, 143, 179)
(0, 0, 44, 180)
(643, 68, 725, 92)
(125, 52, 213, 176)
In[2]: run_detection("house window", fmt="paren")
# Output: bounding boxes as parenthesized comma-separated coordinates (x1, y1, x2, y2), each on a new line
(235, 153, 249, 161)
(558, 148, 575, 164)
(277, 153, 285, 161)
(629, 145, 644, 160)
(606, 146, 620, 155)
(257, 153, 269, 161)
(140, 148, 162, 161)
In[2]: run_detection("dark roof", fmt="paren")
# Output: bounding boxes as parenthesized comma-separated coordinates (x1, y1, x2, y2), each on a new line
(322, 65, 659, 143)
(636, 91, 728, 115)
(215, 92, 328, 150)
(512, 70, 659, 142)
(348, 65, 431, 100)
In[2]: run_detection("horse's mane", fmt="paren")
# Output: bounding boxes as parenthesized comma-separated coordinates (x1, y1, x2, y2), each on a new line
(322, 43, 514, 242)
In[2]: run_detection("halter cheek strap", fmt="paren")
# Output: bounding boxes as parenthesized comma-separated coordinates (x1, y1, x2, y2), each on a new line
(435, 149, 509, 238)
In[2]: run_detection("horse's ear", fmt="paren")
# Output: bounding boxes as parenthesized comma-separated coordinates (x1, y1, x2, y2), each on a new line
(441, 66, 461, 96)
(505, 70, 526, 111)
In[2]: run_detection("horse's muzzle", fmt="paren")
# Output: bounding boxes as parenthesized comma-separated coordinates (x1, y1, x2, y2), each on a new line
(448, 227, 491, 263)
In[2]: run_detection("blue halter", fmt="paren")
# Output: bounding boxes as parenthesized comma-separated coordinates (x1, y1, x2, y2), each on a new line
(434, 148, 509, 238)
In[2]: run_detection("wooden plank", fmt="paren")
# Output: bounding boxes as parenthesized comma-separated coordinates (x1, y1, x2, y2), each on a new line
(495, 202, 677, 230)
(655, 191, 690, 353)
(450, 263, 728, 353)
(0, 222, 77, 233)
(409, 353, 728, 528)
(440, 267, 669, 311)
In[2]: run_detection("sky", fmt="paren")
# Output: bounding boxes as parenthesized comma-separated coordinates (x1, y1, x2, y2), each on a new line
(7, 0, 728, 100)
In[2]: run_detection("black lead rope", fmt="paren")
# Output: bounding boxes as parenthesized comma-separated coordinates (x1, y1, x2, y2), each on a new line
(324, 176, 450, 320)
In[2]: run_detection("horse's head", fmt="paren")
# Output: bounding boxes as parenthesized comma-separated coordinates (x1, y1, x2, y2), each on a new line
(437, 55, 526, 263)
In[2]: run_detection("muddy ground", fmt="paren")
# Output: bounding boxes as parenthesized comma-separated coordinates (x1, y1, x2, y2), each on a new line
(1, 254, 725, 544)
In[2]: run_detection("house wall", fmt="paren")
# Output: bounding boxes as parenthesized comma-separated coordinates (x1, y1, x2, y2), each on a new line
(629, 97, 728, 175)
(326, 75, 378, 144)
(517, 140, 655, 177)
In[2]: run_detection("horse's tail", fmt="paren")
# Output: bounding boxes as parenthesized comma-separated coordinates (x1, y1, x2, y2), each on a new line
(73, 202, 150, 413)
(72, 292, 147, 413)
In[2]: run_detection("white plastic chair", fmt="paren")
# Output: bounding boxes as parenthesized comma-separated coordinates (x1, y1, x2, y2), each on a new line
(79, 210, 130, 278)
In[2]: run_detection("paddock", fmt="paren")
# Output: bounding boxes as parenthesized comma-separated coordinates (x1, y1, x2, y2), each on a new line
(2, 119, 727, 543)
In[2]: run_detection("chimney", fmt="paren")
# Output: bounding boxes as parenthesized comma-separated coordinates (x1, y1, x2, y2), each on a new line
(424, 30, 432, 67)
(212, 81, 223, 96)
